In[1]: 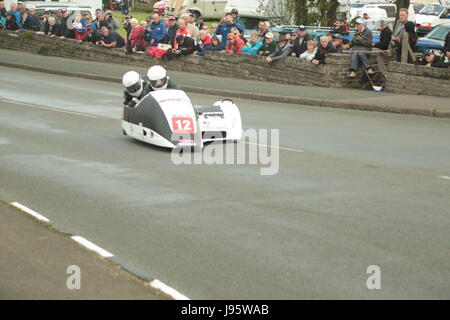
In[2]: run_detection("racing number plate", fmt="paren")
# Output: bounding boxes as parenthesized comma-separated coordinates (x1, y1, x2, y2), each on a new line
(172, 117, 195, 134)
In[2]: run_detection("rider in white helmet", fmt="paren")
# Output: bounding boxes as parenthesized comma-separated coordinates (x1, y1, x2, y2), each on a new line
(122, 70, 150, 108)
(146, 65, 176, 91)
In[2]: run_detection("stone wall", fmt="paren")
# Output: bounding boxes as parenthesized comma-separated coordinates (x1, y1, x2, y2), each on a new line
(0, 30, 449, 97)
(385, 62, 450, 98)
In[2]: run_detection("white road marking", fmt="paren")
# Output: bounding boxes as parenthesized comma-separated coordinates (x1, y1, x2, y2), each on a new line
(438, 175, 450, 180)
(0, 99, 97, 118)
(148, 279, 190, 300)
(71, 236, 114, 258)
(10, 202, 50, 223)
(240, 141, 304, 153)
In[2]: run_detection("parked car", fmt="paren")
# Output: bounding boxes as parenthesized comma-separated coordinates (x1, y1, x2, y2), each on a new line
(415, 3, 449, 35)
(415, 22, 450, 53)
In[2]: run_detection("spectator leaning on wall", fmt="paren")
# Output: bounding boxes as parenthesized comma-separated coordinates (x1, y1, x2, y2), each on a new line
(203, 35, 226, 52)
(97, 26, 125, 48)
(300, 40, 317, 61)
(8, 3, 21, 28)
(258, 32, 276, 56)
(226, 32, 245, 55)
(312, 36, 333, 65)
(242, 33, 263, 55)
(266, 32, 293, 63)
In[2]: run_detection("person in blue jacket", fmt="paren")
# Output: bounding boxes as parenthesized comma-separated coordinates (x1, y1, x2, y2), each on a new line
(215, 13, 243, 47)
(242, 33, 263, 55)
(144, 13, 166, 47)
(8, 3, 21, 28)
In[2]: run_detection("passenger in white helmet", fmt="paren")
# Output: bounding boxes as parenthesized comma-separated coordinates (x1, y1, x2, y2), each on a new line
(145, 65, 177, 92)
(122, 70, 151, 108)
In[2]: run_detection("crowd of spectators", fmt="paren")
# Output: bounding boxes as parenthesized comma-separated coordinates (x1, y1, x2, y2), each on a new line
(1, 2, 449, 73)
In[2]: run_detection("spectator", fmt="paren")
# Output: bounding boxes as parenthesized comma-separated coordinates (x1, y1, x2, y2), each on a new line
(20, 10, 32, 30)
(257, 20, 269, 38)
(216, 13, 243, 47)
(242, 33, 263, 55)
(55, 9, 63, 25)
(299, 40, 317, 61)
(226, 32, 245, 55)
(163, 16, 179, 47)
(122, 14, 132, 39)
(147, 13, 166, 47)
(105, 11, 120, 31)
(44, 16, 60, 36)
(180, 13, 199, 41)
(331, 33, 344, 53)
(331, 19, 348, 35)
(312, 36, 333, 65)
(140, 20, 147, 28)
(391, 8, 417, 62)
(174, 19, 190, 49)
(362, 13, 370, 24)
(292, 25, 312, 57)
(5, 12, 19, 30)
(81, 22, 99, 44)
(162, 16, 169, 31)
(374, 20, 392, 51)
(203, 35, 226, 52)
(17, 1, 25, 12)
(121, 0, 129, 16)
(444, 31, 450, 65)
(196, 16, 204, 30)
(166, 34, 196, 60)
(231, 8, 243, 28)
(129, 18, 145, 52)
(94, 11, 109, 31)
(258, 32, 276, 56)
(27, 8, 40, 31)
(9, 3, 21, 28)
(0, 14, 5, 29)
(96, 26, 125, 48)
(266, 33, 292, 63)
(198, 29, 211, 46)
(0, 1, 6, 18)
(40, 10, 50, 32)
(415, 49, 448, 68)
(211, 23, 218, 35)
(58, 8, 70, 38)
(347, 18, 374, 77)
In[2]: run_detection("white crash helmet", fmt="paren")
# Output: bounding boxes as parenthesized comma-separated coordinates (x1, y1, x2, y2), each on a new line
(147, 65, 168, 91)
(122, 71, 143, 97)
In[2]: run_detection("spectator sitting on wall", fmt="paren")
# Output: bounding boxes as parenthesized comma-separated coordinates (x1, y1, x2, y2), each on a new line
(266, 32, 292, 63)
(216, 13, 243, 47)
(374, 20, 392, 51)
(163, 16, 179, 47)
(312, 36, 333, 65)
(128, 18, 146, 52)
(292, 25, 312, 57)
(331, 19, 348, 35)
(5, 12, 19, 30)
(331, 33, 344, 53)
(9, 3, 21, 28)
(258, 32, 277, 56)
(347, 18, 374, 77)
(300, 40, 317, 61)
(97, 26, 125, 48)
(257, 20, 269, 38)
(203, 35, 226, 52)
(242, 33, 263, 55)
(226, 32, 245, 55)
(44, 16, 60, 36)
(391, 8, 417, 62)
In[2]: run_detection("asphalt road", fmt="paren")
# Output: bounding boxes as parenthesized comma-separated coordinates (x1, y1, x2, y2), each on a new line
(1, 66, 449, 299)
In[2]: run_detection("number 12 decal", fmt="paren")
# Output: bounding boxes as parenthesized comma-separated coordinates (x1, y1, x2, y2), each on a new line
(172, 117, 195, 133)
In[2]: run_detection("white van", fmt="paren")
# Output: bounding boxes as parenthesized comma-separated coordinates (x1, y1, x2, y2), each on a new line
(178, 0, 228, 19)
(4, 0, 103, 11)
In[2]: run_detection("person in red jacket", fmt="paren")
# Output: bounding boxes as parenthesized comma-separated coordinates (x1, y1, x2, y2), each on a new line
(129, 18, 145, 52)
(174, 19, 191, 49)
(226, 32, 244, 55)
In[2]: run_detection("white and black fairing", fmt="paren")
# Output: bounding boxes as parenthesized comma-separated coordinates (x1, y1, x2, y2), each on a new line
(122, 89, 242, 149)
